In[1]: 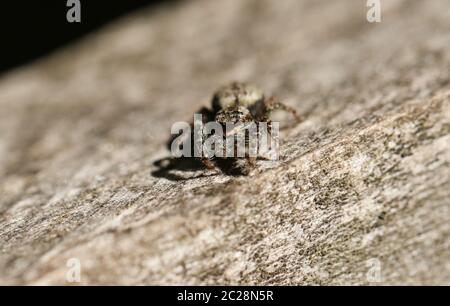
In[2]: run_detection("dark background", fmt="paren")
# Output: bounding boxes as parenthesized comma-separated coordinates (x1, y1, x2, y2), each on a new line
(0, 0, 173, 74)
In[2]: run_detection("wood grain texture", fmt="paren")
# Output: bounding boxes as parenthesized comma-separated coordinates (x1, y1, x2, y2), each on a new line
(0, 0, 449, 285)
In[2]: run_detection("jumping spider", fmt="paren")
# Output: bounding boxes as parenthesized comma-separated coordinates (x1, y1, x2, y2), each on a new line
(193, 82, 301, 174)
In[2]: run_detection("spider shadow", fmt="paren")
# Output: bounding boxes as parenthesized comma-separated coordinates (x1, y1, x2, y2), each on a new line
(151, 156, 250, 181)
(151, 156, 208, 181)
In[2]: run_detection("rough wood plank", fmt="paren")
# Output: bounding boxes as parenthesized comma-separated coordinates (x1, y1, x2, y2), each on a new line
(0, 0, 449, 285)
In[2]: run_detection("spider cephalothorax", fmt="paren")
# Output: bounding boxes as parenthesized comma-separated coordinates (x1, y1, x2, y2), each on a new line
(215, 106, 252, 125)
(197, 82, 301, 174)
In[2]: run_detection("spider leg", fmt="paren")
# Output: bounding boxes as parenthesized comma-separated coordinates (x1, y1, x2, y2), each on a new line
(201, 133, 221, 171)
(247, 156, 257, 165)
(201, 157, 216, 170)
(264, 96, 302, 122)
(253, 120, 274, 160)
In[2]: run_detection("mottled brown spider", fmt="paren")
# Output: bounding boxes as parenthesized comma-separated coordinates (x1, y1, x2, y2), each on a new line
(195, 82, 301, 174)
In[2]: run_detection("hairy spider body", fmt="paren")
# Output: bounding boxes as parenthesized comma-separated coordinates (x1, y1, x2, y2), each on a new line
(199, 82, 301, 174)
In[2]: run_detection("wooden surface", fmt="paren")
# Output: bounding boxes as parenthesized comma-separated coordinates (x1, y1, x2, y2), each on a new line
(0, 0, 449, 285)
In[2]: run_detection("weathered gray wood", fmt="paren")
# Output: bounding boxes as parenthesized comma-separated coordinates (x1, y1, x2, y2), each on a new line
(0, 0, 449, 285)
